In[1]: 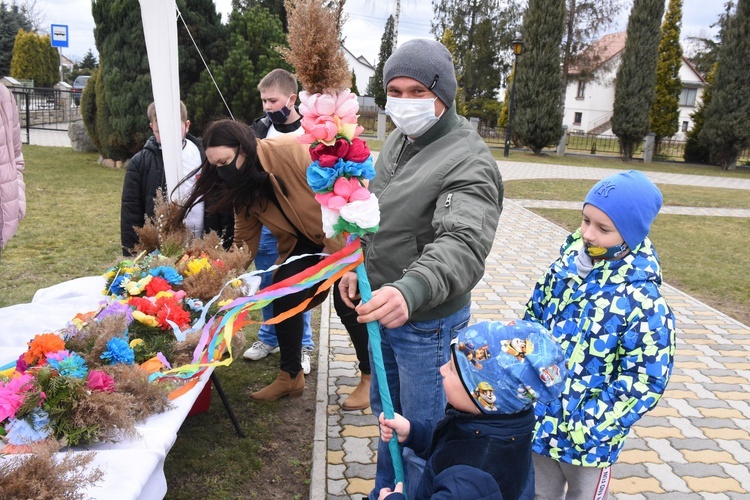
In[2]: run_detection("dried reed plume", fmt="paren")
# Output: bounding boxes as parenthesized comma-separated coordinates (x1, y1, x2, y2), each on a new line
(280, 0, 351, 94)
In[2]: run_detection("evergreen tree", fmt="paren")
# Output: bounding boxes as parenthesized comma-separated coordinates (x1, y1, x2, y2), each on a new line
(177, 0, 225, 99)
(79, 49, 98, 70)
(187, 5, 289, 132)
(80, 68, 102, 151)
(373, 15, 395, 109)
(10, 30, 58, 87)
(432, 0, 522, 102)
(649, 0, 683, 143)
(611, 0, 665, 161)
(700, 0, 750, 169)
(88, 0, 227, 159)
(350, 69, 359, 95)
(441, 28, 465, 115)
(684, 1, 735, 77)
(684, 64, 714, 164)
(238, 0, 288, 31)
(513, 0, 566, 154)
(90, 0, 155, 160)
(497, 65, 513, 128)
(0, 2, 32, 77)
(561, 0, 624, 82)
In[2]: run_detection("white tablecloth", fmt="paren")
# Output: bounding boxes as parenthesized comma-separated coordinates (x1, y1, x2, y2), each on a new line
(0, 277, 211, 499)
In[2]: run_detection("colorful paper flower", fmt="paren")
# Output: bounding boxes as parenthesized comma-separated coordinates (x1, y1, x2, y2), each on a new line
(144, 275, 171, 296)
(0, 374, 38, 422)
(154, 296, 192, 330)
(307, 157, 375, 193)
(184, 257, 212, 277)
(23, 333, 66, 367)
(5, 408, 52, 445)
(86, 370, 116, 393)
(149, 266, 183, 285)
(101, 337, 135, 365)
(315, 177, 371, 210)
(98, 301, 134, 324)
(47, 351, 89, 379)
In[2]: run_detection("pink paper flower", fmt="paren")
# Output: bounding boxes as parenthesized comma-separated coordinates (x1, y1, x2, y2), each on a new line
(0, 373, 36, 422)
(86, 370, 116, 393)
(300, 115, 339, 145)
(315, 177, 370, 210)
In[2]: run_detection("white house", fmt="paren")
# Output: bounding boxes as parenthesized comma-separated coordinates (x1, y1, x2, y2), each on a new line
(342, 45, 375, 95)
(563, 32, 707, 139)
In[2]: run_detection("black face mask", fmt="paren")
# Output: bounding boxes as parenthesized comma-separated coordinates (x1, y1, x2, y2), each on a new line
(266, 103, 292, 125)
(216, 152, 243, 185)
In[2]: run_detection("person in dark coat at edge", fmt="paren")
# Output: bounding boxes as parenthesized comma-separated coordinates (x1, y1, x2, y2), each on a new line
(120, 100, 233, 256)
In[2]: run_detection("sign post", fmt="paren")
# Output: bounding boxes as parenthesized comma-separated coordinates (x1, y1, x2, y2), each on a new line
(50, 24, 69, 83)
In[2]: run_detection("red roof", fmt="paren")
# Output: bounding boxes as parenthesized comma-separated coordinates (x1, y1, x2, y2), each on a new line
(568, 32, 627, 75)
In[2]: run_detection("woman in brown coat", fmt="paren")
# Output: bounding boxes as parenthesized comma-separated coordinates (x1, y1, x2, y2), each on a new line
(175, 119, 369, 401)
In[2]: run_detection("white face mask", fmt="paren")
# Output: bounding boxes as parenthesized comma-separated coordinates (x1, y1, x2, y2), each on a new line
(385, 96, 441, 138)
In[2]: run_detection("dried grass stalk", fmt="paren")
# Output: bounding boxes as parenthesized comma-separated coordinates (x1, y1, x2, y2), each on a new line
(280, 0, 351, 94)
(0, 441, 103, 499)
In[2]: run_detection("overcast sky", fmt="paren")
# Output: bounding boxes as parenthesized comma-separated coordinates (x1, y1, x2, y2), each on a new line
(41, 0, 725, 66)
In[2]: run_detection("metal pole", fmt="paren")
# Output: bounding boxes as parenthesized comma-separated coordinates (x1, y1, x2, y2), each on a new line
(503, 53, 520, 158)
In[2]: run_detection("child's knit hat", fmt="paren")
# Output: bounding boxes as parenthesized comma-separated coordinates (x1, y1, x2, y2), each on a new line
(452, 320, 567, 415)
(383, 39, 458, 108)
(584, 170, 663, 251)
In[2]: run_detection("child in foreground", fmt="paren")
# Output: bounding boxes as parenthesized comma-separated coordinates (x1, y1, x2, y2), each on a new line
(378, 319, 568, 499)
(525, 170, 676, 499)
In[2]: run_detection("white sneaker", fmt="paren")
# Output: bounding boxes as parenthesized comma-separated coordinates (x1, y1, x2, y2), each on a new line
(301, 346, 314, 375)
(243, 340, 280, 361)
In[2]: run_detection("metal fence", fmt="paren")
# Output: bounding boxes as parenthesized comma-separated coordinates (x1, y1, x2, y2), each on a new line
(10, 87, 83, 143)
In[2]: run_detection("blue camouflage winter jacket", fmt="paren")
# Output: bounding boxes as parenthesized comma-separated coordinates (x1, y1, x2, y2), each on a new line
(524, 230, 675, 467)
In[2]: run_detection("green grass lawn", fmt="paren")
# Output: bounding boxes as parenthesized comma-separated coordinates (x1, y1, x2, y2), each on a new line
(505, 179, 750, 209)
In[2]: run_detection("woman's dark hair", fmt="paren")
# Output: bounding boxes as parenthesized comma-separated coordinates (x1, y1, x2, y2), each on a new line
(172, 119, 271, 226)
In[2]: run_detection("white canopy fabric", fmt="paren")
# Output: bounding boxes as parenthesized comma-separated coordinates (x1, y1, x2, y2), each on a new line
(139, 0, 185, 202)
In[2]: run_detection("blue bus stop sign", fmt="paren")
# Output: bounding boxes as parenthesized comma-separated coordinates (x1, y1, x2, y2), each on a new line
(51, 24, 69, 48)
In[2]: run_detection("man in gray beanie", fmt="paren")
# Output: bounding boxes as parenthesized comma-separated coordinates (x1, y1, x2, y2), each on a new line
(339, 38, 504, 499)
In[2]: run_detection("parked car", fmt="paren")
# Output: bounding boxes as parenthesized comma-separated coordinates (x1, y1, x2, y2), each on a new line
(72, 75, 91, 106)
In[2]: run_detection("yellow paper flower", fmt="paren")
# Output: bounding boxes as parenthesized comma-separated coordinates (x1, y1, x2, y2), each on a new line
(217, 299, 233, 308)
(132, 310, 160, 327)
(129, 338, 145, 348)
(230, 279, 242, 288)
(184, 257, 211, 276)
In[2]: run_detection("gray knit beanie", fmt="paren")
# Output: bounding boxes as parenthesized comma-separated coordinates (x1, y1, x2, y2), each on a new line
(383, 39, 458, 108)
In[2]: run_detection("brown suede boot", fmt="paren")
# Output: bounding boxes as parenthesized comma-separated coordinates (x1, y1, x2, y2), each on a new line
(250, 371, 305, 401)
(341, 373, 371, 410)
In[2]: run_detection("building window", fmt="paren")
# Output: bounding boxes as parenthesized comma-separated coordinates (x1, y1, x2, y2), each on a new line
(682, 121, 689, 132)
(574, 112, 582, 125)
(679, 88, 697, 107)
(576, 80, 586, 99)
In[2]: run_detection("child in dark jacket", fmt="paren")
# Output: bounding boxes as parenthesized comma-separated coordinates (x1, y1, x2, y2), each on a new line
(378, 320, 568, 500)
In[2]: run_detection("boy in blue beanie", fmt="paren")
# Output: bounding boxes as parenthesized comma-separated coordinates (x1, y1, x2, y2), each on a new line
(378, 320, 567, 500)
(524, 170, 676, 499)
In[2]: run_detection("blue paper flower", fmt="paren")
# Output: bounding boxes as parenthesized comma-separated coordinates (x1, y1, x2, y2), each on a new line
(101, 337, 135, 365)
(149, 266, 184, 285)
(6, 409, 53, 445)
(109, 275, 128, 296)
(47, 352, 89, 379)
(307, 157, 376, 193)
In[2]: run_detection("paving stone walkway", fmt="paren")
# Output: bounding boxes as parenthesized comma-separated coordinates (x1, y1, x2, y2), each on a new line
(312, 163, 750, 500)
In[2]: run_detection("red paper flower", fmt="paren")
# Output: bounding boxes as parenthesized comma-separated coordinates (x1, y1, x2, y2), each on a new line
(344, 138, 370, 163)
(144, 276, 172, 297)
(128, 297, 159, 316)
(155, 297, 192, 330)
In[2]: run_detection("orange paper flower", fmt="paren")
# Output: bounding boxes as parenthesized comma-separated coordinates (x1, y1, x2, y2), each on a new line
(23, 333, 66, 366)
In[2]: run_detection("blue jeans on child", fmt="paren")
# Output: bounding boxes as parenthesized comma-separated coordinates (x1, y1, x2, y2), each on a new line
(255, 226, 313, 349)
(368, 304, 471, 500)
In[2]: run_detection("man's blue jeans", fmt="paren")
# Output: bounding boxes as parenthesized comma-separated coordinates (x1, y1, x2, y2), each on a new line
(255, 226, 313, 349)
(368, 304, 471, 500)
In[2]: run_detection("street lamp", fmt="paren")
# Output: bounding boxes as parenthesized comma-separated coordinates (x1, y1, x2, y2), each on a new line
(504, 36, 524, 158)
